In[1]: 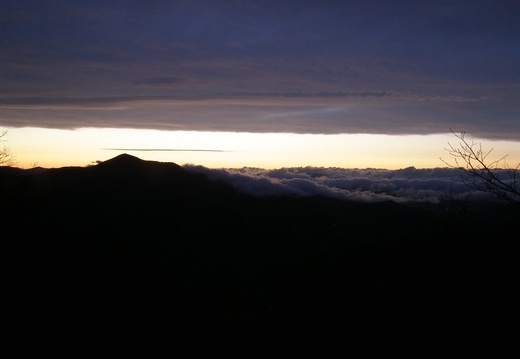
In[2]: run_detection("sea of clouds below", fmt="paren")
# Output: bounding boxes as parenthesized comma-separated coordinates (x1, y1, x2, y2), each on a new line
(183, 165, 506, 204)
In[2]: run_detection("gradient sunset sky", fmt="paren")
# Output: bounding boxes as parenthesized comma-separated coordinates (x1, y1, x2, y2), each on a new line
(1, 0, 519, 169)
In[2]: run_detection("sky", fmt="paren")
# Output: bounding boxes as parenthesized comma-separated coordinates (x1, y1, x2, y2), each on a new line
(1, 0, 519, 169)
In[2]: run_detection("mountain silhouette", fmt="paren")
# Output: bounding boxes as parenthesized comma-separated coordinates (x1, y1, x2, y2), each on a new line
(1, 155, 518, 358)
(94, 153, 185, 176)
(98, 152, 148, 166)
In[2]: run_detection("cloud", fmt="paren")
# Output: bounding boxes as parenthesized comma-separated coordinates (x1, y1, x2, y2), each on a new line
(1, 0, 517, 166)
(183, 165, 502, 204)
(2, 1, 518, 95)
(1, 93, 517, 141)
(134, 77, 184, 86)
(104, 148, 227, 152)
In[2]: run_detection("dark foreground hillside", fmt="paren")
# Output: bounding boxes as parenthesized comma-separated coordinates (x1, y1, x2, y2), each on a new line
(1, 154, 519, 358)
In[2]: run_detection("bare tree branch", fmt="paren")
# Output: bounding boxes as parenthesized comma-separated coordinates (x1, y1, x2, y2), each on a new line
(440, 128, 520, 205)
(0, 130, 16, 166)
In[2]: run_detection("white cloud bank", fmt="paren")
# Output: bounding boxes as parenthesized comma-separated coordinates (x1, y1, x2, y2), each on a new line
(184, 165, 507, 203)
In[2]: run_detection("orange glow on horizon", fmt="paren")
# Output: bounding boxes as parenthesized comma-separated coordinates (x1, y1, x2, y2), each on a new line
(5, 127, 520, 170)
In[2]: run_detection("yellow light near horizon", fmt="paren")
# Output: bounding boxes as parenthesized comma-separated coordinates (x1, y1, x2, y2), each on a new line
(5, 127, 520, 170)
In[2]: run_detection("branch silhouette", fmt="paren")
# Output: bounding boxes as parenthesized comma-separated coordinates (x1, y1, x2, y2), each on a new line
(440, 128, 520, 205)
(0, 130, 16, 166)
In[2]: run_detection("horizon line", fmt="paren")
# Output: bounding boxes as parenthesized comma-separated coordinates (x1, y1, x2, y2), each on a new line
(103, 148, 230, 152)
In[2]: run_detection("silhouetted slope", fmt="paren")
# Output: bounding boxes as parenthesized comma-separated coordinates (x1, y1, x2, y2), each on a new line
(1, 155, 519, 358)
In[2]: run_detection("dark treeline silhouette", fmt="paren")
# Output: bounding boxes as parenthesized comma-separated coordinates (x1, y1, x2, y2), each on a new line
(1, 154, 518, 358)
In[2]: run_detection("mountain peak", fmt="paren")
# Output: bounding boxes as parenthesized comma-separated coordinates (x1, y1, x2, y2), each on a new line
(94, 153, 147, 171)
(103, 153, 143, 165)
(94, 153, 185, 174)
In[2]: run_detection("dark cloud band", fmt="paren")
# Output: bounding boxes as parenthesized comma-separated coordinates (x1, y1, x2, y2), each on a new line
(1, 93, 517, 141)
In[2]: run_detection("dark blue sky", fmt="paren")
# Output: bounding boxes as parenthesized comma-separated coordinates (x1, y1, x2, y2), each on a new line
(1, 0, 519, 140)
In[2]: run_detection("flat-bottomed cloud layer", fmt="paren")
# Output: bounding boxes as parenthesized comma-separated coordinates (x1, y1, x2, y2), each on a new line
(1, 0, 519, 141)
